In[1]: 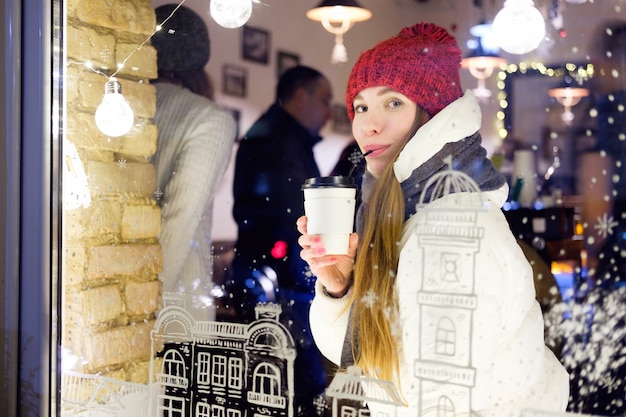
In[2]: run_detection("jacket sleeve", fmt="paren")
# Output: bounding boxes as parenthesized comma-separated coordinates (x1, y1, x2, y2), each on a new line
(158, 105, 236, 290)
(470, 206, 570, 413)
(309, 280, 352, 366)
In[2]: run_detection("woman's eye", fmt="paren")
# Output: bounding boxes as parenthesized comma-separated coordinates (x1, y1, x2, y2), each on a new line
(387, 99, 403, 109)
(354, 104, 367, 113)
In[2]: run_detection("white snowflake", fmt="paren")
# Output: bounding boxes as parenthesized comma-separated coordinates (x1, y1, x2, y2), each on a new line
(303, 265, 315, 279)
(595, 213, 619, 238)
(361, 289, 378, 308)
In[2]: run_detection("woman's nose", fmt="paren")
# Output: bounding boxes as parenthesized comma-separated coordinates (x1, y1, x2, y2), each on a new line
(358, 111, 383, 136)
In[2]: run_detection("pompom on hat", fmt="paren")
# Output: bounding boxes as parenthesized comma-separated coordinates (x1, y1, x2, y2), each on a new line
(152, 4, 210, 71)
(345, 22, 463, 120)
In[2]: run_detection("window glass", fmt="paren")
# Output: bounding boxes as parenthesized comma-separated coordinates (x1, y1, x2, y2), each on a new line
(55, 1, 626, 417)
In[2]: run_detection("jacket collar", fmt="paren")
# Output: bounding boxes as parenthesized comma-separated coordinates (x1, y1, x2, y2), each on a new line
(394, 90, 481, 183)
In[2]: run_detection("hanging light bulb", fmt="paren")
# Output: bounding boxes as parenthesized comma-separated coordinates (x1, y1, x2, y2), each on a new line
(548, 76, 589, 125)
(331, 35, 348, 64)
(306, 0, 372, 64)
(492, 0, 546, 55)
(462, 37, 506, 100)
(210, 0, 252, 29)
(95, 77, 134, 137)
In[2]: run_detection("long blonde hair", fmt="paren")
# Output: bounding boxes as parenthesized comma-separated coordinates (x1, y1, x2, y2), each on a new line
(349, 107, 430, 383)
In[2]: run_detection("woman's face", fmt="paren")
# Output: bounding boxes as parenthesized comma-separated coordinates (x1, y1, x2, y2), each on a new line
(351, 86, 418, 177)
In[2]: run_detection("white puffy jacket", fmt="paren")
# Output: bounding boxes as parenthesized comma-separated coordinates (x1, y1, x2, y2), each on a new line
(310, 91, 569, 417)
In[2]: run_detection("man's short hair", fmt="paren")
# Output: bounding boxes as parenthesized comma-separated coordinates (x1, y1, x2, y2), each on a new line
(275, 65, 325, 103)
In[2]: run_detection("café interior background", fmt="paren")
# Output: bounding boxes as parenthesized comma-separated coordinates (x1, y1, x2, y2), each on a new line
(195, 0, 616, 241)
(3, 0, 626, 416)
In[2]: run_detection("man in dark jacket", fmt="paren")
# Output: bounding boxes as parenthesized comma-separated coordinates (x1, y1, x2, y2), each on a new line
(229, 65, 333, 416)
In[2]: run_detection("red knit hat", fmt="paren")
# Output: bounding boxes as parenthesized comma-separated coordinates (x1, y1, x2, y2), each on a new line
(345, 22, 463, 120)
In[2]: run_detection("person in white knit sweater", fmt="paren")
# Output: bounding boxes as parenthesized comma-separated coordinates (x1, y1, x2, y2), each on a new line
(297, 23, 570, 417)
(151, 4, 236, 321)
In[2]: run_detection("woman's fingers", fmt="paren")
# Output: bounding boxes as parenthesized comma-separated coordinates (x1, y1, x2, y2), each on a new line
(297, 215, 358, 293)
(347, 232, 358, 256)
(296, 215, 308, 234)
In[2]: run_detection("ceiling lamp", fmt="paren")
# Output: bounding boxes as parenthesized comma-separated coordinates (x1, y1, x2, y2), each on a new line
(210, 0, 253, 29)
(306, 0, 372, 64)
(462, 38, 506, 99)
(548, 76, 589, 125)
(492, 0, 546, 55)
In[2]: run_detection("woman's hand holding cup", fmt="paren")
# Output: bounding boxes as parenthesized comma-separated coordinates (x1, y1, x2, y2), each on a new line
(296, 215, 358, 297)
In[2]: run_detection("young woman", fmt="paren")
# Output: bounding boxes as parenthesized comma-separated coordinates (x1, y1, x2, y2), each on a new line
(297, 23, 569, 416)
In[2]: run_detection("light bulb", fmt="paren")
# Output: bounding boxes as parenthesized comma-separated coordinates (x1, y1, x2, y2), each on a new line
(210, 0, 252, 29)
(331, 36, 348, 64)
(492, 0, 546, 55)
(95, 77, 134, 137)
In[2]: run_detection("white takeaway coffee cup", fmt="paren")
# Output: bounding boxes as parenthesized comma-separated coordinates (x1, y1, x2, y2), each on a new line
(302, 176, 357, 255)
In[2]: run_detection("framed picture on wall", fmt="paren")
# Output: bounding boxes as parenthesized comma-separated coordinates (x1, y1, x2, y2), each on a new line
(332, 104, 352, 135)
(222, 64, 247, 98)
(242, 25, 270, 64)
(277, 50, 300, 78)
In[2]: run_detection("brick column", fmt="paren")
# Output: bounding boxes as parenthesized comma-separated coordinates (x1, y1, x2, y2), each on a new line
(63, 0, 161, 383)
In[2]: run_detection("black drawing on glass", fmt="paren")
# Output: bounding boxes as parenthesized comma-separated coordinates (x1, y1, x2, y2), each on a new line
(60, 298, 307, 417)
(222, 64, 247, 98)
(242, 25, 270, 65)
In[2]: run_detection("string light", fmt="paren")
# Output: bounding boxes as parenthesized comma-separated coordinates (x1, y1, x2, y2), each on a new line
(497, 62, 593, 137)
(80, 0, 256, 135)
(66, 0, 249, 212)
(85, 1, 189, 136)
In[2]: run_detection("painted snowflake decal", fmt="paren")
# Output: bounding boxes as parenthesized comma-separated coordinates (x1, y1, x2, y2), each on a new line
(154, 188, 164, 201)
(348, 147, 365, 166)
(595, 213, 619, 238)
(99, 46, 112, 62)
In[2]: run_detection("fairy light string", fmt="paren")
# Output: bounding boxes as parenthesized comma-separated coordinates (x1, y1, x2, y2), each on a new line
(75, 0, 189, 137)
(70, 0, 260, 136)
(72, 0, 188, 80)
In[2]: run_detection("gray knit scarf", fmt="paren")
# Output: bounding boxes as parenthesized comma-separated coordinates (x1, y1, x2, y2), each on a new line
(355, 132, 504, 236)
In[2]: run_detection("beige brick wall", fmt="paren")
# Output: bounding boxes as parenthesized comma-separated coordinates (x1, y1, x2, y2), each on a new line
(63, 0, 160, 384)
